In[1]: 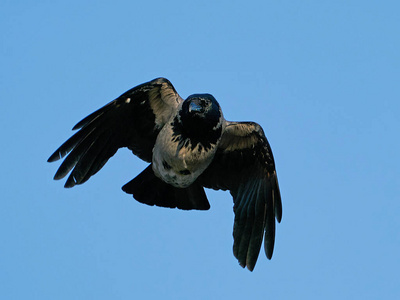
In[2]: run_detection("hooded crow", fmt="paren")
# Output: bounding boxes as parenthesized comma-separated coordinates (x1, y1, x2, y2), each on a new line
(48, 77, 282, 271)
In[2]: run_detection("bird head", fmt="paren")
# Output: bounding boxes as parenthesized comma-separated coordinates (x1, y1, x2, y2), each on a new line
(177, 94, 224, 142)
(183, 94, 221, 120)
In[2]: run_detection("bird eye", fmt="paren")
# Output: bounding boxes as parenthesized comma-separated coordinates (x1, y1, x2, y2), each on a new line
(200, 99, 211, 109)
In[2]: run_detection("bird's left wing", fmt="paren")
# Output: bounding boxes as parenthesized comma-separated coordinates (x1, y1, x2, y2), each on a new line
(199, 121, 282, 271)
(48, 77, 183, 188)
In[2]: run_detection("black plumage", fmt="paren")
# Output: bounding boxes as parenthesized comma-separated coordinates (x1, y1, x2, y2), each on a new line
(48, 77, 282, 271)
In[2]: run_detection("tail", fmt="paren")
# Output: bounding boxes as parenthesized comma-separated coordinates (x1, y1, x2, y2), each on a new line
(122, 165, 210, 210)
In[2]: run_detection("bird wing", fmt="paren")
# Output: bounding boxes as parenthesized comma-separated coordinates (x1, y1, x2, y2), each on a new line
(48, 77, 183, 188)
(199, 121, 282, 271)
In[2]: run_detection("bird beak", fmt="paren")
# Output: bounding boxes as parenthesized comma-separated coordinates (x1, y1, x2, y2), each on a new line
(188, 100, 203, 113)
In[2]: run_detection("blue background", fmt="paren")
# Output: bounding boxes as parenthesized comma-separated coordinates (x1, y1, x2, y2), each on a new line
(2, 1, 399, 299)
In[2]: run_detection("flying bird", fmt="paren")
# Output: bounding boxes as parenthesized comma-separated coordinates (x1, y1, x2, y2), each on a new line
(48, 77, 282, 271)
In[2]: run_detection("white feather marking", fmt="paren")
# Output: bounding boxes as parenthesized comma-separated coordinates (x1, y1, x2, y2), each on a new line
(220, 122, 260, 151)
(148, 84, 182, 127)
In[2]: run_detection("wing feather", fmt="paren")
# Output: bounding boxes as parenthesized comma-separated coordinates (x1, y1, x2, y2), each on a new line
(64, 130, 115, 187)
(246, 179, 267, 269)
(200, 121, 282, 271)
(48, 77, 183, 187)
(235, 179, 258, 267)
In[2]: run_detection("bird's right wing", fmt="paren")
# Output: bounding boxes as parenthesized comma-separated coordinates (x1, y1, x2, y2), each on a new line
(48, 77, 183, 188)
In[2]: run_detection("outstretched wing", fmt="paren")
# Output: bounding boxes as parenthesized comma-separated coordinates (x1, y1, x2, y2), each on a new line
(48, 77, 183, 188)
(199, 121, 282, 271)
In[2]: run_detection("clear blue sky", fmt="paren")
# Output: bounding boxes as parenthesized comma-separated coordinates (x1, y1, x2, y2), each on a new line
(1, 1, 399, 299)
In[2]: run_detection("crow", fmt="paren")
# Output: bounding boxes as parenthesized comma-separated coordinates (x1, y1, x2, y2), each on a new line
(48, 77, 282, 271)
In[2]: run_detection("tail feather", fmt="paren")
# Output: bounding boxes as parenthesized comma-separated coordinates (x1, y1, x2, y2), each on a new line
(122, 165, 210, 210)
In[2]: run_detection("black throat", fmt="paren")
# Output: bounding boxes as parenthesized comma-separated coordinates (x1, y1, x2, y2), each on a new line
(171, 113, 222, 152)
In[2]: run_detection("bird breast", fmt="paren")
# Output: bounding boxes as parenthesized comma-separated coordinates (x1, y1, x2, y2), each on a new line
(152, 121, 218, 188)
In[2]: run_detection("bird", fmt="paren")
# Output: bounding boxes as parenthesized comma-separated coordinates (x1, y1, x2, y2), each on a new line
(48, 77, 282, 271)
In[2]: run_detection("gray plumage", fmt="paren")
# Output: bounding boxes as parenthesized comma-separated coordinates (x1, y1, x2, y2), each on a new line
(48, 77, 282, 271)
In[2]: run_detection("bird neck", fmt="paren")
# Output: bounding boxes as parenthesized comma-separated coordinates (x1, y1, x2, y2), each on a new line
(171, 115, 222, 152)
